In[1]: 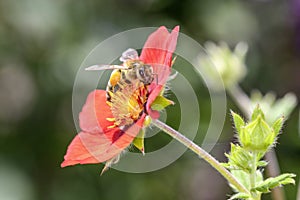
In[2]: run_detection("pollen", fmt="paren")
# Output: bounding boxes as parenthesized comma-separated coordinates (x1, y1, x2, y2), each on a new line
(108, 80, 148, 127)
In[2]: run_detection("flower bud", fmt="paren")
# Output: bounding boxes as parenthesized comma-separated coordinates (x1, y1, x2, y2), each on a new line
(199, 42, 248, 90)
(232, 105, 284, 152)
(225, 143, 253, 172)
(250, 90, 297, 124)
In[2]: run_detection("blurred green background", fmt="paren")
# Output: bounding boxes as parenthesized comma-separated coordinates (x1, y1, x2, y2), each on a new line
(0, 0, 299, 199)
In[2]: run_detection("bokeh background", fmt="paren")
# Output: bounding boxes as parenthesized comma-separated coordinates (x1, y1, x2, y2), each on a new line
(0, 0, 299, 199)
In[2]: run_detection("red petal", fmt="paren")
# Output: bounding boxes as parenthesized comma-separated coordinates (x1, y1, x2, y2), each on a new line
(61, 90, 145, 167)
(79, 90, 115, 133)
(61, 119, 145, 167)
(61, 130, 121, 167)
(140, 26, 179, 86)
(145, 85, 162, 119)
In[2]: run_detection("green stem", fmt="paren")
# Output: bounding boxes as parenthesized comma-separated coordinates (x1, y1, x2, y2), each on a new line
(250, 152, 260, 200)
(297, 179, 300, 200)
(151, 119, 250, 195)
(227, 84, 252, 118)
(250, 152, 257, 189)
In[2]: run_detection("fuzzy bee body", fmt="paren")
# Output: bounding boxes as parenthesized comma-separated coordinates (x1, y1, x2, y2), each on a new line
(106, 59, 154, 102)
(85, 48, 154, 127)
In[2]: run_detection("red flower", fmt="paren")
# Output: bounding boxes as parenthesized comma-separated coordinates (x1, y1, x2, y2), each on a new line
(61, 26, 179, 168)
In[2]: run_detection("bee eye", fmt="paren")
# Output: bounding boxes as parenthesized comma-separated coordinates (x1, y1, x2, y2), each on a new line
(139, 69, 145, 77)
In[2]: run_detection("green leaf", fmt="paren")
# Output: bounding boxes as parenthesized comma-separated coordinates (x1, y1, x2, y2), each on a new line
(151, 95, 174, 111)
(251, 104, 265, 121)
(230, 170, 251, 191)
(132, 129, 145, 154)
(228, 193, 250, 200)
(252, 173, 296, 193)
(231, 110, 245, 134)
(280, 178, 296, 185)
(257, 160, 268, 167)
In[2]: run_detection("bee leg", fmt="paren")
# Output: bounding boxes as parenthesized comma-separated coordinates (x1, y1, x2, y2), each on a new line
(171, 56, 177, 66)
(106, 91, 114, 102)
(167, 71, 178, 82)
(100, 155, 120, 175)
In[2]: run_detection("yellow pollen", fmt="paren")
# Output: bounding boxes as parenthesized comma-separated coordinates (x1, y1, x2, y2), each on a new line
(108, 80, 148, 127)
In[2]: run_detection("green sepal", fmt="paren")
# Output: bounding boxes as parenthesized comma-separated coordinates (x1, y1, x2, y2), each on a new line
(251, 105, 265, 121)
(228, 193, 250, 200)
(143, 115, 152, 127)
(242, 113, 275, 152)
(132, 129, 145, 154)
(225, 143, 252, 172)
(272, 116, 284, 136)
(231, 110, 245, 134)
(151, 95, 174, 111)
(252, 173, 296, 193)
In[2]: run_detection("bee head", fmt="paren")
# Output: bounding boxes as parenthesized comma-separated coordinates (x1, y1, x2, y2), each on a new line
(136, 64, 153, 84)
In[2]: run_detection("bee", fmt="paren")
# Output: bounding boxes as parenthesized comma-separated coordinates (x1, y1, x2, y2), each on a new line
(85, 48, 155, 127)
(86, 48, 154, 101)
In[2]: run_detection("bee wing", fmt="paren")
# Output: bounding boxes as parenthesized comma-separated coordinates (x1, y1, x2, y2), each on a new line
(85, 65, 128, 71)
(120, 48, 139, 62)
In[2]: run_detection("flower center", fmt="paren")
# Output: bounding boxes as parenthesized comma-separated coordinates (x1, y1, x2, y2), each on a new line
(107, 80, 149, 128)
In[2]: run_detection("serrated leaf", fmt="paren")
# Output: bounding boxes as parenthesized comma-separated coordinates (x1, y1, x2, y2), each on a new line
(280, 178, 295, 185)
(252, 173, 296, 193)
(231, 111, 245, 134)
(151, 95, 174, 111)
(228, 193, 250, 200)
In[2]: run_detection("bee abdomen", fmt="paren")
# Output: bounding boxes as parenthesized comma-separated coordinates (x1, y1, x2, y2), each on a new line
(106, 69, 122, 102)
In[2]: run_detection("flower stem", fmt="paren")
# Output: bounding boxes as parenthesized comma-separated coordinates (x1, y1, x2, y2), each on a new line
(250, 152, 259, 200)
(151, 119, 250, 195)
(227, 84, 252, 118)
(250, 152, 257, 188)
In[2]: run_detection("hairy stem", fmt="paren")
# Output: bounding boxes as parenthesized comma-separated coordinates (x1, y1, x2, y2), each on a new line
(151, 119, 250, 195)
(250, 152, 257, 189)
(250, 152, 261, 200)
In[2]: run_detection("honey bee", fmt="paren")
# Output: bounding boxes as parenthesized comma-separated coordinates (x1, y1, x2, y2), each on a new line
(85, 48, 154, 102)
(85, 48, 155, 127)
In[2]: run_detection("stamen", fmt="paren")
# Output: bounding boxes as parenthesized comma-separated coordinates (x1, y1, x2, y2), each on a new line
(106, 117, 115, 122)
(109, 80, 149, 127)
